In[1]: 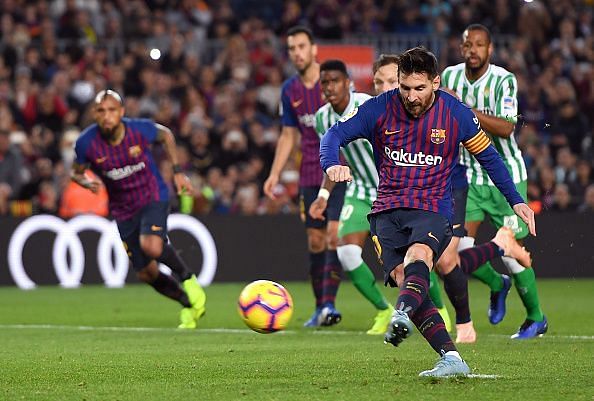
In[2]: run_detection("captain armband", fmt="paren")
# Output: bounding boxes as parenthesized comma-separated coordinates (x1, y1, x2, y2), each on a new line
(462, 130, 491, 154)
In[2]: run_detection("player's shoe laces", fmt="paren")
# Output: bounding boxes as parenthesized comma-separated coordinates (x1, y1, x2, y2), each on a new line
(178, 307, 197, 329)
(437, 306, 452, 333)
(182, 274, 206, 324)
(488, 274, 511, 325)
(366, 305, 395, 335)
(304, 307, 323, 327)
(511, 316, 548, 339)
(419, 354, 471, 377)
(455, 321, 477, 343)
(492, 227, 532, 267)
(384, 310, 414, 347)
(320, 303, 342, 326)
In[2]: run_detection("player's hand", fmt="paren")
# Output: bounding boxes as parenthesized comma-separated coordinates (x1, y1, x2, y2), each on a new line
(263, 174, 279, 199)
(174, 172, 193, 195)
(85, 179, 102, 194)
(326, 165, 352, 183)
(513, 203, 536, 236)
(309, 197, 327, 221)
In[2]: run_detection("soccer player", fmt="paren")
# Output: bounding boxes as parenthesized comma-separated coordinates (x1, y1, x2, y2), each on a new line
(441, 24, 547, 339)
(309, 59, 394, 335)
(71, 89, 206, 329)
(320, 47, 535, 377)
(263, 26, 345, 327)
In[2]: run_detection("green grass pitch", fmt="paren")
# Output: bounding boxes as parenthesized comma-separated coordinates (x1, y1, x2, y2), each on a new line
(0, 279, 592, 401)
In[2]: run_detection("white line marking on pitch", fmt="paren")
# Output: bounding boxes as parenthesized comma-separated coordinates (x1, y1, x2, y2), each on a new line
(0, 324, 593, 341)
(466, 374, 502, 379)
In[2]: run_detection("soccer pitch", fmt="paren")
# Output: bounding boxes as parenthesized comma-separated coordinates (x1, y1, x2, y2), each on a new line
(0, 279, 592, 401)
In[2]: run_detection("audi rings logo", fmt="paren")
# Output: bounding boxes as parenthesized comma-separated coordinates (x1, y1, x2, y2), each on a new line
(7, 214, 217, 289)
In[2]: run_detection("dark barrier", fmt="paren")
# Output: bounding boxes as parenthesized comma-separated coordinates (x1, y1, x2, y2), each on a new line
(0, 213, 592, 288)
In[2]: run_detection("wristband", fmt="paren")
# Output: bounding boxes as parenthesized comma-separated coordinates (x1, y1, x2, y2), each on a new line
(317, 188, 330, 200)
(172, 164, 182, 174)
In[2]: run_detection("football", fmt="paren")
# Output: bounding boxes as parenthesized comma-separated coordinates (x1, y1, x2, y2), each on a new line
(237, 280, 294, 333)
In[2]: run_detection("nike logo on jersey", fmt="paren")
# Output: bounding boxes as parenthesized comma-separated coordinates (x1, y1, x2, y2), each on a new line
(292, 98, 303, 108)
(151, 225, 163, 232)
(384, 129, 401, 135)
(452, 224, 461, 229)
(95, 156, 107, 164)
(428, 232, 439, 243)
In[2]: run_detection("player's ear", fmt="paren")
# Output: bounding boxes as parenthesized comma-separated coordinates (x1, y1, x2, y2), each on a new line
(119, 107, 125, 118)
(432, 74, 440, 91)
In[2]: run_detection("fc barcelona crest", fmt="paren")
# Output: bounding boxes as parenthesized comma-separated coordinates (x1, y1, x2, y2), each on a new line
(128, 145, 142, 157)
(430, 128, 446, 144)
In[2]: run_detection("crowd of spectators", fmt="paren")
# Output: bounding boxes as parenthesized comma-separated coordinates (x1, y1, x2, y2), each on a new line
(0, 0, 592, 219)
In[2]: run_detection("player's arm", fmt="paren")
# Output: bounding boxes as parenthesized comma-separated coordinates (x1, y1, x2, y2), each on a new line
(70, 161, 101, 193)
(309, 173, 337, 221)
(475, 74, 518, 138)
(463, 129, 536, 235)
(155, 123, 192, 195)
(264, 85, 301, 199)
(263, 125, 299, 199)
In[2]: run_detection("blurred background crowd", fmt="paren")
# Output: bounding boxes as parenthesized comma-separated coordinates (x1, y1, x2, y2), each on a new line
(0, 0, 592, 218)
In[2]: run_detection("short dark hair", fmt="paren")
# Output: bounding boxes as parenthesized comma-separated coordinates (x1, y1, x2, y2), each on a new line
(287, 25, 314, 44)
(397, 47, 438, 79)
(320, 59, 348, 76)
(465, 23, 492, 43)
(373, 54, 400, 75)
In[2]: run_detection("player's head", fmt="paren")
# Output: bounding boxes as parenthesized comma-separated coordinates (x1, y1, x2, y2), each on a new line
(320, 59, 350, 111)
(94, 89, 124, 140)
(397, 47, 440, 118)
(372, 54, 399, 95)
(286, 25, 317, 75)
(461, 24, 493, 74)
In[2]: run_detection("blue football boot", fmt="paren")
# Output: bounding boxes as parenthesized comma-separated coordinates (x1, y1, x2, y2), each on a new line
(419, 354, 471, 377)
(303, 307, 323, 327)
(384, 310, 414, 347)
(511, 316, 548, 339)
(320, 303, 342, 326)
(488, 274, 511, 325)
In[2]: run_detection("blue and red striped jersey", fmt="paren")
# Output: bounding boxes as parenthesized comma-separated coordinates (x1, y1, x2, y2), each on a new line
(320, 89, 523, 221)
(74, 117, 169, 220)
(280, 75, 325, 187)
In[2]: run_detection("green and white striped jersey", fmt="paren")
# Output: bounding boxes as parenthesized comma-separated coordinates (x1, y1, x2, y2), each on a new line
(441, 63, 527, 186)
(315, 92, 378, 202)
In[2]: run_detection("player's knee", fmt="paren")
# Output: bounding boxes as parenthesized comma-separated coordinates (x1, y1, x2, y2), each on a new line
(404, 243, 433, 268)
(307, 229, 326, 253)
(337, 244, 363, 272)
(140, 237, 163, 259)
(326, 232, 339, 250)
(437, 248, 459, 274)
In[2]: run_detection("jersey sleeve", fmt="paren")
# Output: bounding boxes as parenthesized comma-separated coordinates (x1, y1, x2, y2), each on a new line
(74, 135, 89, 165)
(133, 119, 159, 143)
(279, 84, 298, 127)
(314, 108, 325, 139)
(495, 74, 518, 123)
(319, 98, 378, 172)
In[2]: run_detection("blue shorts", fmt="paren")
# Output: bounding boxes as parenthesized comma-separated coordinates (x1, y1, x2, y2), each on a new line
(299, 184, 346, 229)
(369, 208, 452, 287)
(452, 186, 468, 238)
(116, 201, 169, 271)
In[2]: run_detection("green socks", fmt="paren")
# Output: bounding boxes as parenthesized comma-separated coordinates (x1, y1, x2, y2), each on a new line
(471, 262, 503, 292)
(347, 262, 389, 310)
(513, 268, 544, 322)
(428, 269, 445, 308)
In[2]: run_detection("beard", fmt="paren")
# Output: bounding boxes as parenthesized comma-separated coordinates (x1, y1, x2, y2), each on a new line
(99, 125, 118, 141)
(465, 57, 486, 75)
(401, 94, 434, 118)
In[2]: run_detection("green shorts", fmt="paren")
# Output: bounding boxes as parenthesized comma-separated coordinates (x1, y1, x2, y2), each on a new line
(465, 180, 528, 240)
(338, 196, 373, 238)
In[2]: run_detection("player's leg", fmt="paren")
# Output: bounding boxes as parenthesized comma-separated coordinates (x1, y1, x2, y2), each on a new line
(316, 182, 347, 326)
(301, 187, 334, 326)
(488, 182, 547, 338)
(378, 210, 469, 377)
(139, 201, 205, 328)
(336, 197, 392, 334)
